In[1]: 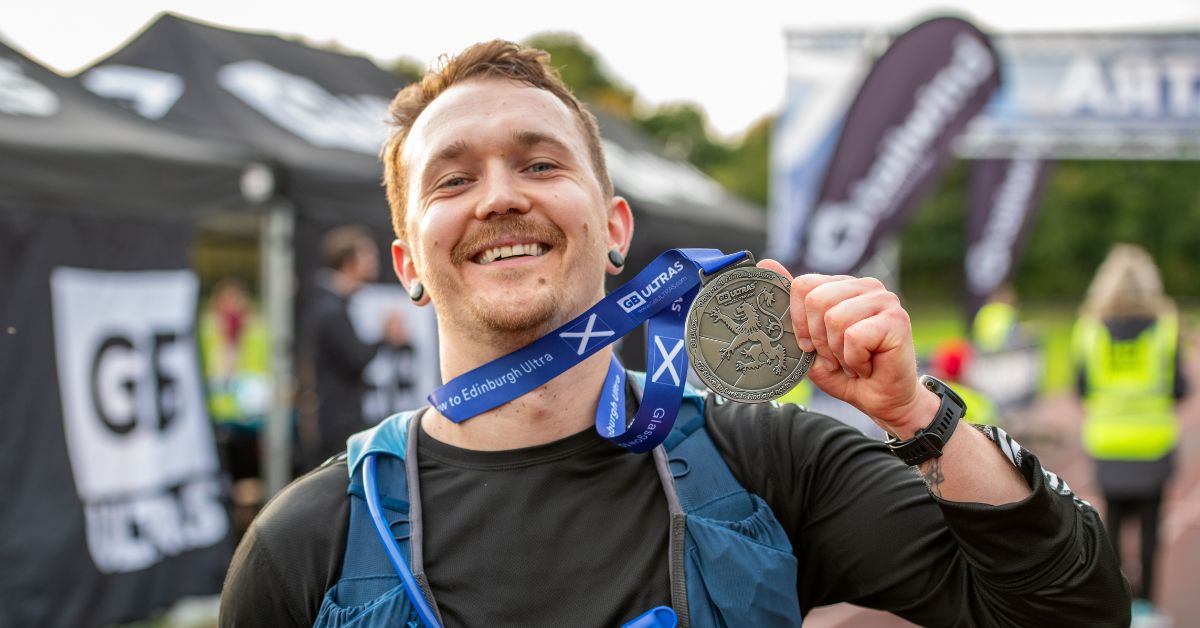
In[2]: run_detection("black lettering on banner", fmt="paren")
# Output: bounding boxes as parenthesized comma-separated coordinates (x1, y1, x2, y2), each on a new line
(91, 329, 189, 436)
(91, 335, 138, 435)
(84, 477, 229, 573)
(153, 331, 180, 431)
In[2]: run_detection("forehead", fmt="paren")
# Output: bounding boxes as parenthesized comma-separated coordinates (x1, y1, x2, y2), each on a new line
(401, 78, 587, 173)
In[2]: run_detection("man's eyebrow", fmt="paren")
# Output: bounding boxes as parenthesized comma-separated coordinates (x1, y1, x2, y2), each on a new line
(512, 130, 571, 154)
(428, 140, 470, 169)
(418, 140, 470, 184)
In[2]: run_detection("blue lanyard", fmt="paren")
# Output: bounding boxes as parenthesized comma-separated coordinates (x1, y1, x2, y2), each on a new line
(428, 249, 746, 453)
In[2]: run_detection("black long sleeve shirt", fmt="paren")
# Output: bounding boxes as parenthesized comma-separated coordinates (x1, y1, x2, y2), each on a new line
(221, 399, 1129, 627)
(308, 282, 383, 461)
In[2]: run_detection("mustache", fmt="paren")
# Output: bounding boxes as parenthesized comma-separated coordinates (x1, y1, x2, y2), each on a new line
(450, 217, 568, 264)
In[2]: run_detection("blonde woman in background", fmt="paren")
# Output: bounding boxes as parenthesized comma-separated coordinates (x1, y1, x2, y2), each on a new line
(1073, 243, 1188, 622)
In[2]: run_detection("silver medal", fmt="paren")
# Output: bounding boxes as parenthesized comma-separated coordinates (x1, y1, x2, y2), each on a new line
(685, 260, 815, 403)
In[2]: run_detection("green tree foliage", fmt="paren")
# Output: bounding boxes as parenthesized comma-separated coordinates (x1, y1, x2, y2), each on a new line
(638, 103, 724, 163)
(523, 33, 636, 118)
(896, 160, 970, 299)
(707, 116, 772, 208)
(385, 56, 424, 84)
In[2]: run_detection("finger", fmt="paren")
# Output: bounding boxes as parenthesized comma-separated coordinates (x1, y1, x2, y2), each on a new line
(804, 346, 846, 390)
(790, 274, 854, 354)
(802, 276, 873, 367)
(822, 288, 899, 373)
(841, 306, 912, 379)
(756, 258, 793, 282)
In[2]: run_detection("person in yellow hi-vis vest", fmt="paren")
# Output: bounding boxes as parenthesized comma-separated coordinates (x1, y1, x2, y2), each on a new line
(776, 378, 813, 408)
(200, 278, 271, 431)
(1073, 244, 1187, 619)
(199, 278, 272, 533)
(972, 284, 1021, 354)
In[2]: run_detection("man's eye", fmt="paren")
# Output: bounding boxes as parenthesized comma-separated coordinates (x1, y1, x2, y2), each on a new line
(527, 162, 556, 174)
(440, 176, 468, 188)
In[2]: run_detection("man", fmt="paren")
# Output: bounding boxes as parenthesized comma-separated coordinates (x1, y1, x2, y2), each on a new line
(222, 41, 1128, 627)
(306, 225, 409, 466)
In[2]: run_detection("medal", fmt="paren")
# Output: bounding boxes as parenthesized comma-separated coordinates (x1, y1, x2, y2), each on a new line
(685, 257, 815, 403)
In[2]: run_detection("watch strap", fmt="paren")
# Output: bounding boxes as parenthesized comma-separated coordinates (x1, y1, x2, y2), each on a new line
(885, 375, 967, 466)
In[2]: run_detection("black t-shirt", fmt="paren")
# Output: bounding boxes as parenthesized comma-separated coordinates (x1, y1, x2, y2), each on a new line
(220, 399, 1130, 627)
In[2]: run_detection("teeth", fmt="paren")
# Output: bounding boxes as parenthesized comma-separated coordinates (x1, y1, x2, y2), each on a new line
(476, 243, 546, 265)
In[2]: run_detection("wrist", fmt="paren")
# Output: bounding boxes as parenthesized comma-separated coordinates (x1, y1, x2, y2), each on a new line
(886, 383, 942, 440)
(884, 375, 967, 467)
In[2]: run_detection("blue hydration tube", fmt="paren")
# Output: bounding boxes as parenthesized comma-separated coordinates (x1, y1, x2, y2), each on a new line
(365, 450, 677, 627)
(363, 454, 442, 628)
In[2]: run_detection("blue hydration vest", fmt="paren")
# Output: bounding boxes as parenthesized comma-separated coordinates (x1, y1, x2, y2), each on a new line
(313, 375, 803, 627)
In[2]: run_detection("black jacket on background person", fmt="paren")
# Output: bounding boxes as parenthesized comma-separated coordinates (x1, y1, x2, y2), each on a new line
(222, 393, 1131, 627)
(307, 278, 383, 464)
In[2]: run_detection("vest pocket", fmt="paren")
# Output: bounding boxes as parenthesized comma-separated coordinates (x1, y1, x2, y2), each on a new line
(314, 580, 418, 627)
(684, 494, 802, 627)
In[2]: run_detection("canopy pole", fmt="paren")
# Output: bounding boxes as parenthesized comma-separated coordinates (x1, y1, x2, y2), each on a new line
(261, 199, 295, 496)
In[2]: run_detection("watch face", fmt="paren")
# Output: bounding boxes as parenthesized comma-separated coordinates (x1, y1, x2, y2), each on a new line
(685, 266, 814, 403)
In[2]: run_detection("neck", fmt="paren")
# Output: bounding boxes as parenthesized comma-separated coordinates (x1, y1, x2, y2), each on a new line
(423, 319, 613, 451)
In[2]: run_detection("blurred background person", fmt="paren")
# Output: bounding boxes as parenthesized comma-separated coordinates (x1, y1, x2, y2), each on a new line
(929, 337, 999, 427)
(307, 225, 410, 466)
(972, 283, 1022, 353)
(777, 378, 813, 408)
(967, 283, 1043, 432)
(198, 277, 271, 535)
(1072, 243, 1187, 623)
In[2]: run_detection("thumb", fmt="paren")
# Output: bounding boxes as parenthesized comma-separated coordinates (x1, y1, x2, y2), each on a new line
(756, 258, 793, 281)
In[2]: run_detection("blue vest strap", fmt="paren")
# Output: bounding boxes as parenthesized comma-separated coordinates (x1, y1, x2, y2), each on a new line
(663, 400, 803, 627)
(340, 455, 413, 607)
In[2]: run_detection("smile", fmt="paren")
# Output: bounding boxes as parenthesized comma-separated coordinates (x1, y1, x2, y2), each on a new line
(473, 242, 548, 265)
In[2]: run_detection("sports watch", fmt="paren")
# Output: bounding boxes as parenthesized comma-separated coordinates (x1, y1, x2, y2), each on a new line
(885, 375, 967, 466)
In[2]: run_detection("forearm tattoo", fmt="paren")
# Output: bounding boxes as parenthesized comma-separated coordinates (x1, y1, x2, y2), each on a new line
(920, 457, 946, 498)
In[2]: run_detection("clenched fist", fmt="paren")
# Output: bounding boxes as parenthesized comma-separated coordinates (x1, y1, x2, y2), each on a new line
(758, 259, 939, 439)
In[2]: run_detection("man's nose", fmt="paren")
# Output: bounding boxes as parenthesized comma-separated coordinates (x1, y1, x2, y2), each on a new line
(474, 167, 532, 220)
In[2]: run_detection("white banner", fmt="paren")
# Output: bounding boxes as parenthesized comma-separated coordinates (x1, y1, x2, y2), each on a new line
(767, 31, 872, 263)
(51, 268, 227, 573)
(777, 30, 1200, 164)
(960, 32, 1200, 159)
(347, 283, 440, 423)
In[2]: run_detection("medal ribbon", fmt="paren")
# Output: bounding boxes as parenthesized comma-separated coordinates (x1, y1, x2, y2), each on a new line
(428, 249, 747, 452)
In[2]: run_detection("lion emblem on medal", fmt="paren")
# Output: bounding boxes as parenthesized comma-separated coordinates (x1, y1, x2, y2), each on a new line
(686, 264, 814, 403)
(707, 289, 788, 375)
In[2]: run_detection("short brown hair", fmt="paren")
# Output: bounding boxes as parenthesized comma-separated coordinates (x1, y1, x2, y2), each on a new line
(321, 224, 376, 271)
(381, 40, 613, 240)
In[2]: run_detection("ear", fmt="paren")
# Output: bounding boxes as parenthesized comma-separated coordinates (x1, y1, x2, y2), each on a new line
(391, 239, 430, 306)
(605, 196, 635, 275)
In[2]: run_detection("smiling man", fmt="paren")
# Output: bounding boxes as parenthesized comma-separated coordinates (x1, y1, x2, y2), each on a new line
(220, 41, 1129, 627)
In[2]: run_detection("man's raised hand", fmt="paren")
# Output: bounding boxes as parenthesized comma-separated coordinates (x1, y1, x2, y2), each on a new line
(757, 259, 937, 438)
